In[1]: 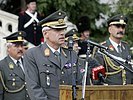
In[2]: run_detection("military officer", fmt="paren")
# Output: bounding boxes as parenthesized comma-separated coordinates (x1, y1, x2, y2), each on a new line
(23, 41, 29, 54)
(23, 10, 100, 100)
(0, 31, 31, 100)
(64, 21, 81, 54)
(18, 0, 43, 46)
(94, 14, 133, 85)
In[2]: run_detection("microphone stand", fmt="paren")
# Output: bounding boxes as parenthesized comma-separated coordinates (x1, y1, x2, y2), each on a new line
(68, 36, 77, 100)
(81, 42, 91, 100)
(100, 49, 133, 73)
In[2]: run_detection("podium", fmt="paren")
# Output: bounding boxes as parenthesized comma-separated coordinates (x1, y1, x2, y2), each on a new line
(60, 85, 133, 100)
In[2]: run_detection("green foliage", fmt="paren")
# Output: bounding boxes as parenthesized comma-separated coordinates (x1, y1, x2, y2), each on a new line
(37, 0, 110, 43)
(114, 0, 133, 46)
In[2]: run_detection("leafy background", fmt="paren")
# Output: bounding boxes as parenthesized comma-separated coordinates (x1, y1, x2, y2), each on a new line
(37, 0, 133, 47)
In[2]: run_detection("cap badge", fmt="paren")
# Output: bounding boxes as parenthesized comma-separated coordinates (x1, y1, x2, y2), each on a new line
(18, 36, 22, 40)
(120, 19, 124, 23)
(44, 48, 50, 56)
(58, 19, 64, 24)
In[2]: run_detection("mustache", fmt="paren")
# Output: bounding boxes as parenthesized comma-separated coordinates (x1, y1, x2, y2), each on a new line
(117, 32, 124, 35)
(17, 50, 23, 53)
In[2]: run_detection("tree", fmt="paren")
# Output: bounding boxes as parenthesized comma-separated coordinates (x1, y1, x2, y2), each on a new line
(37, 0, 110, 42)
(114, 0, 133, 46)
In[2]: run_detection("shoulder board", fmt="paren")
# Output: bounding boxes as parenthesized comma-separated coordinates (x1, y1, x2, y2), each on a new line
(121, 41, 128, 44)
(62, 46, 68, 49)
(100, 41, 106, 45)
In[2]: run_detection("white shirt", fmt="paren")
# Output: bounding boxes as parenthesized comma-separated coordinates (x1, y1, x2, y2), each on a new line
(9, 56, 24, 72)
(46, 43, 60, 54)
(109, 38, 121, 53)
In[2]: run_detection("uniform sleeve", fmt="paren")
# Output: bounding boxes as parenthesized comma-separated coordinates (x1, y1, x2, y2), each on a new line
(91, 50, 106, 85)
(94, 50, 105, 66)
(18, 13, 25, 31)
(23, 51, 48, 100)
(0, 69, 4, 100)
(88, 57, 101, 68)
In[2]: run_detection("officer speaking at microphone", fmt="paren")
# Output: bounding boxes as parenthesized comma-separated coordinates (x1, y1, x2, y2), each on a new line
(0, 31, 31, 100)
(23, 10, 101, 100)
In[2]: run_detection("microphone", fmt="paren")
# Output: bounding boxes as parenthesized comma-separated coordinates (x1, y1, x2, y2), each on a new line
(92, 65, 106, 83)
(68, 36, 74, 50)
(105, 52, 133, 66)
(86, 40, 108, 50)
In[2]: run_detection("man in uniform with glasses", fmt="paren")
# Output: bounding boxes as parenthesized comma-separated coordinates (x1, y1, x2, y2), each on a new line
(94, 14, 133, 85)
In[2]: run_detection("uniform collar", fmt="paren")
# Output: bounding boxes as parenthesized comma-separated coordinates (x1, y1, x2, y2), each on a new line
(9, 55, 22, 65)
(109, 38, 121, 52)
(46, 43, 60, 53)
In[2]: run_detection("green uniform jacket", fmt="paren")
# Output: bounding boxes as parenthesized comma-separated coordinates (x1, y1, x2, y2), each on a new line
(0, 56, 30, 100)
(95, 39, 133, 85)
(23, 42, 99, 100)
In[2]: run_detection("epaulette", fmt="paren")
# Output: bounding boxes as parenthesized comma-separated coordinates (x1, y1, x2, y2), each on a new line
(62, 46, 68, 49)
(100, 41, 106, 45)
(121, 40, 128, 44)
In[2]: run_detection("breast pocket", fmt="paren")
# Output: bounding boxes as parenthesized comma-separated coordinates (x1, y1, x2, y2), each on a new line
(6, 75, 23, 89)
(39, 65, 59, 88)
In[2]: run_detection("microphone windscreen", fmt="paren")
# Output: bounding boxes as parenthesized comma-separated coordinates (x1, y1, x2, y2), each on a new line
(92, 65, 105, 80)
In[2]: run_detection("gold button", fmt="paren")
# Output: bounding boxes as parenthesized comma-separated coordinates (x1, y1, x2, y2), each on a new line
(12, 78, 15, 81)
(46, 70, 49, 73)
(61, 71, 64, 74)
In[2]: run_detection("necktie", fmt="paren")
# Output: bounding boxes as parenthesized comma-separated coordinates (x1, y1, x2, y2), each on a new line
(54, 51, 61, 65)
(16, 60, 24, 77)
(117, 45, 122, 56)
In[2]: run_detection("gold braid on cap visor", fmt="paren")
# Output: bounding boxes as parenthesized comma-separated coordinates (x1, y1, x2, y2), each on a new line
(7, 40, 24, 43)
(109, 19, 126, 25)
(7, 36, 24, 43)
(41, 19, 65, 27)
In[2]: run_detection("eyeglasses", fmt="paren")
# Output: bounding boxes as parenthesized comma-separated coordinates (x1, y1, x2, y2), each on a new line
(113, 24, 126, 29)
